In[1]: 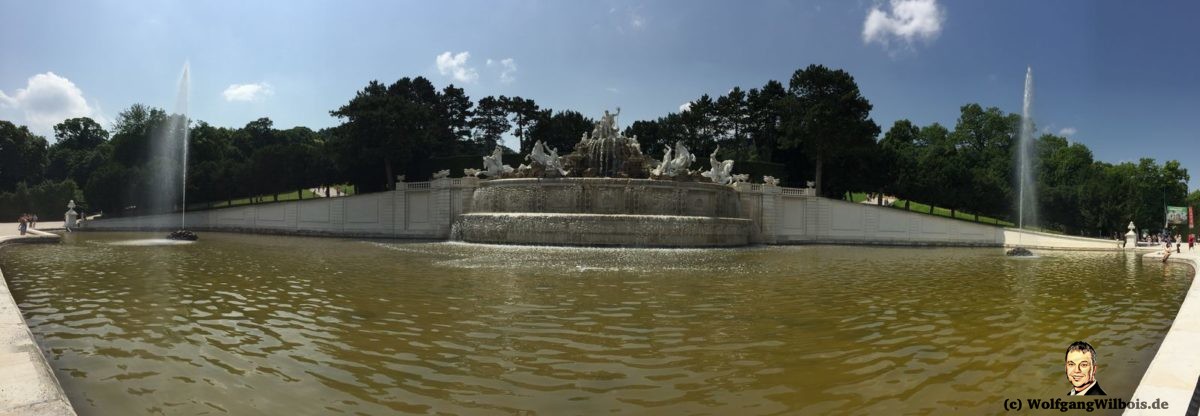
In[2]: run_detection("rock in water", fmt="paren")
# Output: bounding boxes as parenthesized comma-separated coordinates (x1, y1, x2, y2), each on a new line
(1006, 247, 1033, 256)
(167, 230, 198, 241)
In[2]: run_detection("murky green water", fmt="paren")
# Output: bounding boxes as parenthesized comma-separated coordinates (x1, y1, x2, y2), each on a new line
(0, 232, 1191, 415)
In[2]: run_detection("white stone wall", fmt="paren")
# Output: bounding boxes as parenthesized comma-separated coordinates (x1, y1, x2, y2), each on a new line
(84, 178, 479, 239)
(85, 179, 1121, 250)
(740, 185, 1120, 250)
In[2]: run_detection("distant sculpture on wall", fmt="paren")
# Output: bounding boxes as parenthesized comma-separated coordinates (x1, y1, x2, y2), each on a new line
(763, 176, 781, 186)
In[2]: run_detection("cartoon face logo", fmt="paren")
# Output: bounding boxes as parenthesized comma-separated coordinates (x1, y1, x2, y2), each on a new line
(1064, 341, 1105, 396)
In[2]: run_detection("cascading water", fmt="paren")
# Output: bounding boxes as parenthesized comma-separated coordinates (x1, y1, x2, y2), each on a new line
(1018, 67, 1037, 230)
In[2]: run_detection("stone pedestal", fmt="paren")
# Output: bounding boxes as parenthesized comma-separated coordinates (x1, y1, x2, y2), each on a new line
(1125, 221, 1138, 249)
(65, 200, 78, 231)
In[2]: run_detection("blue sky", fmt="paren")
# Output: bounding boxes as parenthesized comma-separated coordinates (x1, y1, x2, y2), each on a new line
(2, 0, 1198, 187)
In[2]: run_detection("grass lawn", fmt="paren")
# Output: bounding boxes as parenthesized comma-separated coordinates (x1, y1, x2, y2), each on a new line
(847, 192, 1016, 227)
(204, 185, 355, 209)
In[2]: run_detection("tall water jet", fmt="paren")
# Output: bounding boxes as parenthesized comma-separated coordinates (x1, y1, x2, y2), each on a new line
(1018, 66, 1037, 230)
(1008, 67, 1036, 256)
(162, 62, 196, 240)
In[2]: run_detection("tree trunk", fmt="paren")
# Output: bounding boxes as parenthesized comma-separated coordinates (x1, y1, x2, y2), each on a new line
(298, 189, 303, 200)
(950, 208, 956, 219)
(384, 160, 395, 191)
(929, 205, 934, 214)
(905, 200, 910, 211)
(273, 193, 278, 202)
(974, 213, 979, 222)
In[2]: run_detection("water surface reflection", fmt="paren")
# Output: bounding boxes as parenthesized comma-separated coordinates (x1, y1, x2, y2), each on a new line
(1, 232, 1191, 415)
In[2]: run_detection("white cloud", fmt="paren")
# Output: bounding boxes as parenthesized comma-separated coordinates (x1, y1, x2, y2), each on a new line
(610, 6, 647, 34)
(436, 51, 479, 83)
(487, 58, 518, 83)
(0, 72, 102, 136)
(863, 0, 944, 48)
(630, 12, 645, 29)
(498, 58, 517, 83)
(1058, 127, 1078, 137)
(679, 101, 692, 113)
(222, 82, 273, 102)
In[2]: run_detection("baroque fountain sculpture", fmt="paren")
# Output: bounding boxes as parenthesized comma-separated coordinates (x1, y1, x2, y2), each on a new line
(456, 108, 753, 247)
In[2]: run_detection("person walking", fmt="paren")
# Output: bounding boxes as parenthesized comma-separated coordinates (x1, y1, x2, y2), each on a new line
(1189, 234, 1195, 251)
(30, 214, 37, 229)
(17, 214, 28, 236)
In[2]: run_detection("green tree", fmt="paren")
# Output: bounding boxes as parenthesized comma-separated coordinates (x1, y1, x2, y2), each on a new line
(437, 84, 475, 154)
(331, 77, 443, 190)
(715, 87, 750, 158)
(949, 104, 1017, 220)
(504, 96, 541, 154)
(528, 110, 594, 154)
(470, 96, 511, 151)
(879, 120, 921, 209)
(0, 121, 49, 192)
(46, 117, 110, 188)
(779, 65, 880, 197)
(746, 80, 787, 162)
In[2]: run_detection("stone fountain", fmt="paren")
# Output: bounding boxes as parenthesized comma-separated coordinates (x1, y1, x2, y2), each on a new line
(457, 109, 752, 247)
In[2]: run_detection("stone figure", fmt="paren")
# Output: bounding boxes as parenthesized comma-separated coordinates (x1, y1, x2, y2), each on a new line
(463, 168, 482, 177)
(432, 169, 451, 179)
(603, 108, 620, 137)
(732, 174, 749, 183)
(763, 176, 781, 186)
(478, 145, 514, 178)
(651, 141, 696, 177)
(651, 145, 673, 176)
(591, 108, 622, 140)
(526, 140, 567, 176)
(701, 146, 735, 185)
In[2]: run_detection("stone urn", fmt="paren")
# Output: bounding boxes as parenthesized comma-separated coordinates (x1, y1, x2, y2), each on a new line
(1125, 221, 1137, 249)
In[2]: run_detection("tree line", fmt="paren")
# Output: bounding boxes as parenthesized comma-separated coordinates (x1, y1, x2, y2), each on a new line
(0, 64, 1190, 237)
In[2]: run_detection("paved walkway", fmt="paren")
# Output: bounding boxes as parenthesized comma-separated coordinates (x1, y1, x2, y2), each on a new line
(1128, 248, 1200, 415)
(0, 228, 75, 415)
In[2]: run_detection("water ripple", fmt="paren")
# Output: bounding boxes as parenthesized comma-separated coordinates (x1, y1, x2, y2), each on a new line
(0, 232, 1191, 415)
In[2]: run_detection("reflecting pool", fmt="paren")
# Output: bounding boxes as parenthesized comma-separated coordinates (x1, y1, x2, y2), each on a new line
(1, 232, 1191, 415)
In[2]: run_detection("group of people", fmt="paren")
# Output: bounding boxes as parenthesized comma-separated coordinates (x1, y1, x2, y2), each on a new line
(15, 213, 37, 235)
(1154, 232, 1196, 263)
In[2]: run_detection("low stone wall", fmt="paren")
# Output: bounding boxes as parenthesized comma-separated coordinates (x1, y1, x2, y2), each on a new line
(85, 180, 1120, 250)
(0, 232, 77, 415)
(732, 184, 1120, 250)
(458, 213, 751, 247)
(84, 179, 478, 239)
(1128, 251, 1200, 415)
